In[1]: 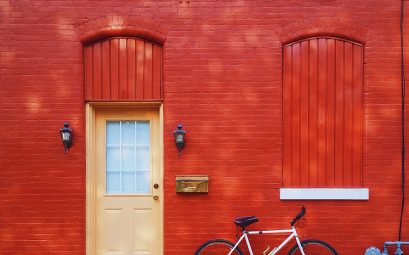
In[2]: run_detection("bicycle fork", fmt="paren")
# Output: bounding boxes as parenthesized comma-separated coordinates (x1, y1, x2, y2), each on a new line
(293, 228, 306, 255)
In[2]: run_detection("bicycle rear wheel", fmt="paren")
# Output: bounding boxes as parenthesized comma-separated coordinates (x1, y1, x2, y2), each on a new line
(287, 239, 338, 255)
(195, 239, 244, 255)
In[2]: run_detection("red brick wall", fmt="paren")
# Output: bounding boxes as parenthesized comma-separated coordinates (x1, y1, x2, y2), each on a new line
(0, 1, 408, 254)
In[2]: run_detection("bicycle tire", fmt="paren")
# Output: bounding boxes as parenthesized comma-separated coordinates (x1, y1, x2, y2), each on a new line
(195, 239, 244, 255)
(287, 239, 338, 255)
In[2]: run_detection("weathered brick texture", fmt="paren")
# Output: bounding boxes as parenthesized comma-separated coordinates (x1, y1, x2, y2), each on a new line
(1, 0, 409, 254)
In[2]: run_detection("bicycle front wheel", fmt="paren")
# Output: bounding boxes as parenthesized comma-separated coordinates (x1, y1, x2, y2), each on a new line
(195, 239, 244, 255)
(288, 239, 338, 255)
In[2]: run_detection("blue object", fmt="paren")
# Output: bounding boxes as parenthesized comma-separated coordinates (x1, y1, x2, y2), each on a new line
(365, 247, 381, 255)
(365, 241, 409, 255)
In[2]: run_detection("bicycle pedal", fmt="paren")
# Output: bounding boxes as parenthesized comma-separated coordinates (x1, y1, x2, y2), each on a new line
(263, 246, 270, 255)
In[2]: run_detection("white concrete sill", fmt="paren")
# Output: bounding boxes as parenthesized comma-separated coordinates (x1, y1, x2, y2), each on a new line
(280, 188, 369, 200)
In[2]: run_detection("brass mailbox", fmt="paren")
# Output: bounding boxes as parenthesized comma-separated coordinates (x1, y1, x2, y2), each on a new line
(176, 175, 209, 193)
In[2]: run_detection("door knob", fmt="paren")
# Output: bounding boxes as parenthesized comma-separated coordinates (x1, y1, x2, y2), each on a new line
(153, 183, 159, 189)
(153, 195, 159, 200)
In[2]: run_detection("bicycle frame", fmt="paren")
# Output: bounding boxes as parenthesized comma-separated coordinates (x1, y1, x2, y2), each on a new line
(227, 226, 305, 255)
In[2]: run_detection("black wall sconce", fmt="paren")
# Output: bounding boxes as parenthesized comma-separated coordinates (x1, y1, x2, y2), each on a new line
(173, 124, 186, 156)
(60, 122, 73, 154)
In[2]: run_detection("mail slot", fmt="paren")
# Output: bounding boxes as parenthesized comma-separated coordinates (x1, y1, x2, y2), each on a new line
(176, 175, 209, 193)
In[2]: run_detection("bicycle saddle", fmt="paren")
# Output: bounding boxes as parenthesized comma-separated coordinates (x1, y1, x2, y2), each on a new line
(234, 216, 258, 228)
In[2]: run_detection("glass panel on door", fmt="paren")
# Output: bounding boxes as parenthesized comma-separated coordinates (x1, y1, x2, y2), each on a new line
(106, 121, 150, 194)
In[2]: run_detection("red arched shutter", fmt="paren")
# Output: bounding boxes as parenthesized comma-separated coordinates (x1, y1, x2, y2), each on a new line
(283, 37, 363, 188)
(84, 38, 162, 101)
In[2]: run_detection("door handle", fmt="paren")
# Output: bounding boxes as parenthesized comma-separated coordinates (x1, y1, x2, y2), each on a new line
(153, 195, 159, 200)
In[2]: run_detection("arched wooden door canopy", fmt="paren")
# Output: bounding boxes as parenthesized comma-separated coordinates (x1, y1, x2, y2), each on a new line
(84, 37, 162, 101)
(283, 36, 363, 188)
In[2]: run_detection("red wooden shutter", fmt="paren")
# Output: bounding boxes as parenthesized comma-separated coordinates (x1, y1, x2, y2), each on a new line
(283, 37, 363, 188)
(84, 38, 162, 101)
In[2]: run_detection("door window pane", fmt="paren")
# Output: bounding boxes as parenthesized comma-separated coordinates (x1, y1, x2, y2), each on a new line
(106, 121, 151, 194)
(137, 122, 150, 145)
(136, 171, 150, 193)
(121, 171, 136, 193)
(106, 122, 120, 145)
(106, 147, 120, 170)
(136, 147, 150, 170)
(121, 146, 135, 170)
(121, 121, 135, 145)
(106, 171, 120, 193)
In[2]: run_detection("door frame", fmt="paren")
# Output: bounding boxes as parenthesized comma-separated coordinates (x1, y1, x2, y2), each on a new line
(85, 102, 164, 255)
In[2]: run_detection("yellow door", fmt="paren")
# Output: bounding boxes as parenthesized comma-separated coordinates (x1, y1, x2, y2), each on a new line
(92, 106, 162, 255)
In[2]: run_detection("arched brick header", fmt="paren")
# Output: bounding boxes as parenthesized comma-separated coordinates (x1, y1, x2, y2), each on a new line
(277, 18, 369, 45)
(286, 36, 363, 48)
(77, 15, 168, 45)
(78, 16, 165, 102)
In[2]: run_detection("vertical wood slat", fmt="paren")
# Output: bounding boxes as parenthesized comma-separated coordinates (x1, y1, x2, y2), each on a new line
(136, 40, 145, 99)
(326, 39, 336, 187)
(291, 43, 301, 187)
(344, 43, 354, 186)
(84, 38, 162, 101)
(119, 38, 128, 98)
(317, 38, 327, 186)
(283, 47, 293, 187)
(101, 40, 110, 99)
(93, 43, 102, 99)
(300, 41, 309, 187)
(334, 40, 345, 187)
(144, 43, 153, 99)
(85, 47, 93, 99)
(153, 45, 162, 99)
(283, 37, 363, 188)
(127, 39, 136, 100)
(110, 39, 119, 100)
(309, 39, 318, 187)
(353, 45, 363, 186)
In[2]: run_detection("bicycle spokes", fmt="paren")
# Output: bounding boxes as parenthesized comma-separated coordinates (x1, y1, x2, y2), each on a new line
(195, 240, 242, 255)
(290, 241, 337, 255)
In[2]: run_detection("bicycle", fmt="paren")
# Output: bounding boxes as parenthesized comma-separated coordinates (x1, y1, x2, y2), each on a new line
(194, 206, 338, 255)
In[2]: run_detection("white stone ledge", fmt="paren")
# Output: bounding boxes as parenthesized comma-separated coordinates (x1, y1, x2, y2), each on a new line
(280, 188, 369, 200)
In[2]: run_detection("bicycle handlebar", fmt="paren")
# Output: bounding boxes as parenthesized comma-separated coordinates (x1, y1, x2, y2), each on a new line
(290, 206, 306, 226)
